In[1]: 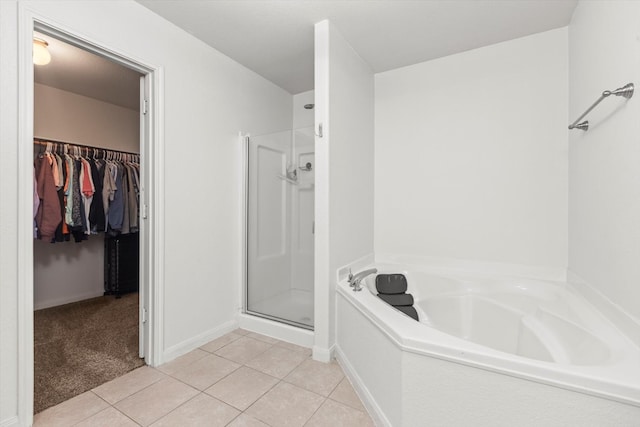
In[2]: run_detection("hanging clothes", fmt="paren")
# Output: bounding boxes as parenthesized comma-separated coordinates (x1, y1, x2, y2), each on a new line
(33, 167, 40, 239)
(34, 153, 62, 242)
(33, 139, 140, 243)
(89, 159, 106, 233)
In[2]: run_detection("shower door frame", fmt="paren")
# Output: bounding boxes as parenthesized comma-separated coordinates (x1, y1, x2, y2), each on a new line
(242, 133, 314, 331)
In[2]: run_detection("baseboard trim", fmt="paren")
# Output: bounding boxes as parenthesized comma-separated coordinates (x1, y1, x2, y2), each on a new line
(0, 416, 18, 427)
(161, 320, 238, 364)
(312, 344, 335, 363)
(238, 313, 314, 348)
(34, 290, 105, 310)
(335, 345, 391, 427)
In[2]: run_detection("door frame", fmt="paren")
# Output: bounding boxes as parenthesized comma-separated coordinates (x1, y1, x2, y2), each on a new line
(17, 9, 165, 424)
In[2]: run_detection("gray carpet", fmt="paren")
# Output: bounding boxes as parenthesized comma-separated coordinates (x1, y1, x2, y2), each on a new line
(34, 293, 144, 414)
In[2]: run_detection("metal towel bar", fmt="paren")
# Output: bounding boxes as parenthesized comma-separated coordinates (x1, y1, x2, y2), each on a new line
(568, 83, 634, 131)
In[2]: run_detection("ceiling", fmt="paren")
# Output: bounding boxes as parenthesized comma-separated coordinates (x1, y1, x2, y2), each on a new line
(34, 1, 578, 106)
(137, 0, 578, 94)
(34, 32, 142, 111)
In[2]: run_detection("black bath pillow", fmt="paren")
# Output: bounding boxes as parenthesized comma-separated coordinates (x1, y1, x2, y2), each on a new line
(376, 274, 408, 294)
(394, 305, 419, 321)
(377, 293, 414, 306)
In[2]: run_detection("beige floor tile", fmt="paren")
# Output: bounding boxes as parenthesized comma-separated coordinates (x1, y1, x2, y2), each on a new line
(329, 377, 365, 411)
(246, 332, 280, 344)
(200, 332, 242, 353)
(214, 336, 272, 364)
(244, 382, 324, 427)
(305, 399, 374, 427)
(156, 348, 209, 376)
(283, 359, 344, 396)
(92, 366, 166, 404)
(275, 341, 312, 356)
(204, 366, 278, 410)
(114, 377, 198, 426)
(74, 406, 139, 427)
(150, 394, 239, 427)
(227, 413, 270, 427)
(234, 328, 251, 335)
(34, 391, 109, 427)
(170, 353, 240, 390)
(245, 346, 307, 379)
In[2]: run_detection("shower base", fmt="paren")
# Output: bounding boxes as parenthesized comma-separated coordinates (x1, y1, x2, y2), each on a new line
(248, 288, 314, 328)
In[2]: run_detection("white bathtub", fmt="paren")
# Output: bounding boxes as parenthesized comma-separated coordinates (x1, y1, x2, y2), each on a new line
(336, 262, 640, 426)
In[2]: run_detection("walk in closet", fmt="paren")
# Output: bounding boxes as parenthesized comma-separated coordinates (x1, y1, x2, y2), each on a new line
(33, 33, 144, 413)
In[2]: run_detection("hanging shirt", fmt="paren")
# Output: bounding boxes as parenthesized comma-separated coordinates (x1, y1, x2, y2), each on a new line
(79, 158, 95, 235)
(107, 163, 125, 233)
(49, 153, 61, 190)
(55, 153, 64, 191)
(126, 164, 139, 233)
(34, 154, 62, 241)
(33, 167, 40, 238)
(64, 154, 75, 226)
(88, 159, 105, 233)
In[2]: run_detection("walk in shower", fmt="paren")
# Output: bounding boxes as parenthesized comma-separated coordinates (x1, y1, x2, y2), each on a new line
(246, 126, 315, 329)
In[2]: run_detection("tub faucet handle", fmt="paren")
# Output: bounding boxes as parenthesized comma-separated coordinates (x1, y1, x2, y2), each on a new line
(348, 268, 354, 287)
(350, 268, 378, 292)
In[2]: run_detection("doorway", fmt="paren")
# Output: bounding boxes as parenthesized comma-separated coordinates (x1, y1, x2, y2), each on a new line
(18, 17, 163, 424)
(32, 31, 144, 413)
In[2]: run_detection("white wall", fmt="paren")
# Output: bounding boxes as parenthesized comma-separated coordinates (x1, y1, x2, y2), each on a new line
(568, 1, 640, 321)
(314, 21, 375, 358)
(293, 90, 314, 129)
(375, 28, 568, 271)
(35, 83, 140, 152)
(33, 83, 140, 310)
(1, 1, 292, 424)
(0, 0, 20, 423)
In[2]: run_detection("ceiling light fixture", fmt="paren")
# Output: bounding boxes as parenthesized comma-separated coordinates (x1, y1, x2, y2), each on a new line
(33, 38, 51, 65)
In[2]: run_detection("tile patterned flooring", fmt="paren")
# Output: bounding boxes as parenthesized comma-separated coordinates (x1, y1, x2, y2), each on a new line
(34, 329, 374, 427)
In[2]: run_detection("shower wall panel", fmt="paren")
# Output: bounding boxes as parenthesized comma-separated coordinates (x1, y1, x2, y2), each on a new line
(248, 131, 292, 307)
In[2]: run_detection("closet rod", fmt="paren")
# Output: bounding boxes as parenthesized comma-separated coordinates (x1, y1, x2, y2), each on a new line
(34, 137, 139, 156)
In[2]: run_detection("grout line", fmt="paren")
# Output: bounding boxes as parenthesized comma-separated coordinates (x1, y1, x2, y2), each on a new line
(98, 366, 166, 403)
(324, 373, 345, 397)
(302, 395, 328, 427)
(103, 369, 170, 406)
(224, 412, 242, 426)
(148, 391, 203, 425)
(199, 331, 244, 353)
(111, 405, 143, 426)
(64, 391, 110, 426)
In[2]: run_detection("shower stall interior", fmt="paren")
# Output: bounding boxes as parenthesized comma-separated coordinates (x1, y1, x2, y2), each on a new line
(246, 126, 315, 329)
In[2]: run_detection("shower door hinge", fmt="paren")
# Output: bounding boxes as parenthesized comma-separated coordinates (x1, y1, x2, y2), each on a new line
(142, 99, 148, 115)
(142, 308, 147, 324)
(142, 203, 148, 219)
(316, 123, 323, 138)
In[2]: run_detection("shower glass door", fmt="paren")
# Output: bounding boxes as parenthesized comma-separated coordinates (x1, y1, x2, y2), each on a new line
(246, 127, 315, 329)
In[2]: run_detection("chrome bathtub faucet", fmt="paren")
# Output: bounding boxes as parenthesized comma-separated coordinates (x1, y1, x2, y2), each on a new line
(348, 268, 378, 292)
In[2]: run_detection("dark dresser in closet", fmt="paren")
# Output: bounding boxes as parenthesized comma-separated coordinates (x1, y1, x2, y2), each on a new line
(104, 233, 139, 297)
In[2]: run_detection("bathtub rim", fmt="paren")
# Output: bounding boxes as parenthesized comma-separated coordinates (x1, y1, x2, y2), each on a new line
(337, 275, 640, 407)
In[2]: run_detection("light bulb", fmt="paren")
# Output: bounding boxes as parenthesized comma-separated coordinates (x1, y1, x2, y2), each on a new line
(33, 38, 51, 66)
